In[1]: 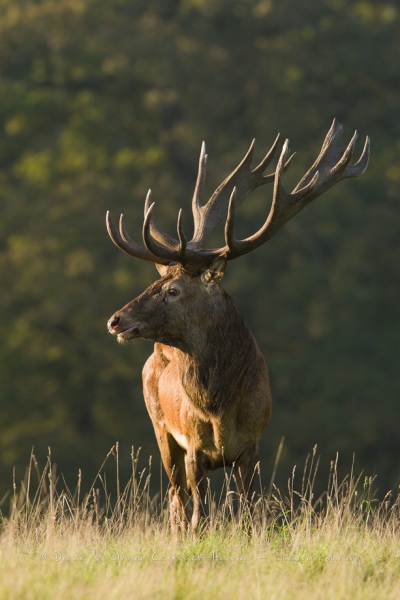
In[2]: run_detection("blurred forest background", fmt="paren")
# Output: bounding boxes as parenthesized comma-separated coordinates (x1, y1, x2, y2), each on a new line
(0, 0, 399, 504)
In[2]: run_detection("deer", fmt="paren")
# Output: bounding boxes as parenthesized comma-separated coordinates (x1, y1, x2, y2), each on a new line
(106, 119, 369, 535)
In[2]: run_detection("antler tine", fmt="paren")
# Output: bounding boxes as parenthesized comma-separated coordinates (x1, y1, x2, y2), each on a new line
(342, 134, 370, 177)
(224, 187, 237, 253)
(177, 209, 187, 260)
(142, 202, 180, 263)
(106, 211, 170, 264)
(144, 189, 180, 248)
(192, 141, 208, 217)
(330, 129, 358, 176)
(254, 133, 293, 183)
(272, 139, 292, 206)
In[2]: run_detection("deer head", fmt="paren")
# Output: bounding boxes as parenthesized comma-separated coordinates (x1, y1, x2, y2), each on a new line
(107, 259, 227, 348)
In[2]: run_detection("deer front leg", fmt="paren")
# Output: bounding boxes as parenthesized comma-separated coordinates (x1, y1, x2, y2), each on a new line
(185, 450, 208, 535)
(153, 424, 190, 535)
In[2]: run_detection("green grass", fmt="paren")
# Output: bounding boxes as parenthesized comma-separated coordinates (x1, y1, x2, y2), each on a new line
(0, 445, 399, 600)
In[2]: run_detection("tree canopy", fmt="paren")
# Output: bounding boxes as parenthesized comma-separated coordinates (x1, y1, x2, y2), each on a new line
(0, 0, 399, 499)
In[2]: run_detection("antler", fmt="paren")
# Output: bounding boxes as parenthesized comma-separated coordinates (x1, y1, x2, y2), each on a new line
(106, 119, 370, 268)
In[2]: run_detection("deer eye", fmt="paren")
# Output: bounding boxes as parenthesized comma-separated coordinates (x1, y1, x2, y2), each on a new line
(168, 288, 179, 297)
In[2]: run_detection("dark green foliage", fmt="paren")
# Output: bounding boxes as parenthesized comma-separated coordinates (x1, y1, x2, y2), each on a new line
(0, 0, 398, 499)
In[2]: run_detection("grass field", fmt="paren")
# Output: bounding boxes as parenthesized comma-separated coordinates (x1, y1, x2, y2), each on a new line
(0, 445, 399, 600)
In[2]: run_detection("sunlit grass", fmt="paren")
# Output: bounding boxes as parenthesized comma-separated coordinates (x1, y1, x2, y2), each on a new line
(0, 444, 399, 600)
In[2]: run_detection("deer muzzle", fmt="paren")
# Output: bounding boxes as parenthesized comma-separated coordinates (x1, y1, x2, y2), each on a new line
(107, 312, 142, 342)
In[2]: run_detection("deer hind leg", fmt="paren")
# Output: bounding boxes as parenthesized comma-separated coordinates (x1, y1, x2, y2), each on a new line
(153, 424, 190, 535)
(233, 444, 260, 523)
(185, 451, 208, 535)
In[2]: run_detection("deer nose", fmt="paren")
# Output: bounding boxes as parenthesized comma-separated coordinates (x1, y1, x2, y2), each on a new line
(107, 315, 121, 331)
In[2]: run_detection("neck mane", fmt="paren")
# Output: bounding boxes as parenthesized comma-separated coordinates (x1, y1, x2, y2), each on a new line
(177, 290, 262, 414)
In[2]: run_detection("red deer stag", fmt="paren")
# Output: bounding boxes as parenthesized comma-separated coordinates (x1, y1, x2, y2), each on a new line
(106, 119, 369, 534)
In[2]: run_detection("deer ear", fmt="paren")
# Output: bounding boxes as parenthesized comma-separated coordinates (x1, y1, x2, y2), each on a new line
(156, 264, 170, 276)
(201, 257, 227, 285)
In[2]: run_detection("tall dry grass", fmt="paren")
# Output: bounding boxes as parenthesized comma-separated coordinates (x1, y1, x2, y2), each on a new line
(0, 444, 399, 599)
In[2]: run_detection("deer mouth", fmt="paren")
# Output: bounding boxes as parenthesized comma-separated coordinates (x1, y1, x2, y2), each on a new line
(107, 319, 142, 342)
(107, 313, 143, 342)
(115, 325, 141, 343)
